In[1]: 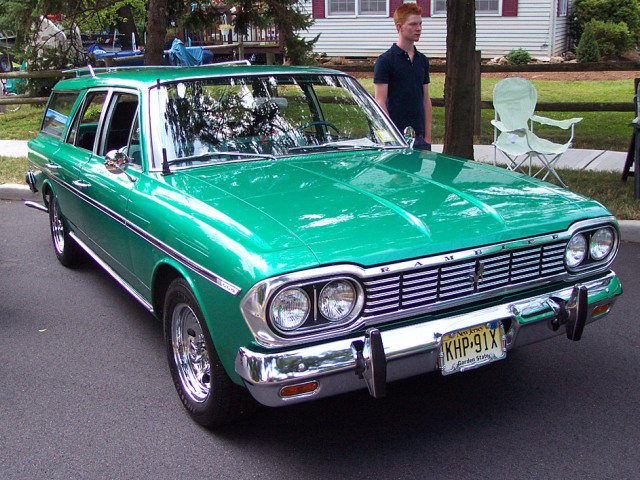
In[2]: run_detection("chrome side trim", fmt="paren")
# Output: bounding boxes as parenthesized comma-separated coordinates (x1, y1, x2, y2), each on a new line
(235, 271, 621, 407)
(39, 171, 241, 296)
(123, 217, 242, 296)
(69, 232, 154, 313)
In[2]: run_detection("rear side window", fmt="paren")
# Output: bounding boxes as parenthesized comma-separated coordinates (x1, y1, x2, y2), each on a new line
(41, 92, 79, 139)
(67, 91, 108, 151)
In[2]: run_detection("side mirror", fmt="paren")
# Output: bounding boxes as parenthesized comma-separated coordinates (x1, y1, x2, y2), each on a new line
(105, 149, 129, 175)
(105, 149, 137, 183)
(403, 126, 416, 149)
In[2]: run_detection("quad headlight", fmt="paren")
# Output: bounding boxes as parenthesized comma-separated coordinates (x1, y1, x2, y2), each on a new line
(268, 277, 364, 335)
(270, 287, 310, 332)
(565, 233, 587, 268)
(565, 226, 617, 271)
(590, 228, 615, 260)
(319, 280, 357, 322)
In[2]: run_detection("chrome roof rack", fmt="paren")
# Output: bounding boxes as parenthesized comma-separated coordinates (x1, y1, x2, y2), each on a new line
(212, 59, 252, 66)
(65, 59, 252, 78)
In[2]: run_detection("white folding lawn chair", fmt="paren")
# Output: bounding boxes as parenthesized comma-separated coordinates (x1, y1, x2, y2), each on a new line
(491, 77, 583, 188)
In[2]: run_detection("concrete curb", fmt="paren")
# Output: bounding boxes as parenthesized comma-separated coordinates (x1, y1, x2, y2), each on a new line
(3, 182, 639, 243)
(0, 183, 38, 201)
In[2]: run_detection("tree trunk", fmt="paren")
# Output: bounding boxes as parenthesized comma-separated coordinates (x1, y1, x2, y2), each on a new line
(116, 4, 140, 51)
(145, 0, 168, 66)
(443, 0, 476, 160)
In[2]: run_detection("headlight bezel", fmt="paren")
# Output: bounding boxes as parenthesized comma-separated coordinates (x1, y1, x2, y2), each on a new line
(267, 276, 364, 336)
(565, 225, 618, 272)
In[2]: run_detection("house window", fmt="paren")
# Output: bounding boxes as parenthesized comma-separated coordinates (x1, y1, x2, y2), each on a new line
(360, 0, 386, 14)
(433, 0, 499, 14)
(327, 0, 387, 16)
(476, 0, 499, 13)
(558, 0, 568, 15)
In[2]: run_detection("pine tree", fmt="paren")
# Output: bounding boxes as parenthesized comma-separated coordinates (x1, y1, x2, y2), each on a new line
(576, 23, 601, 62)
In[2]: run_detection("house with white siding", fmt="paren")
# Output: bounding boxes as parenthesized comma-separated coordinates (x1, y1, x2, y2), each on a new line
(299, 0, 573, 60)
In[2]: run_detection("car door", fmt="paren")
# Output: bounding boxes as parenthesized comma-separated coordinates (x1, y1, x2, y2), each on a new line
(33, 91, 86, 226)
(54, 90, 109, 227)
(74, 89, 142, 288)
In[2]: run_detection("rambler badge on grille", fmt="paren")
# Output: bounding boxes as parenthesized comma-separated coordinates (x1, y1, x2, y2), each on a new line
(469, 262, 485, 290)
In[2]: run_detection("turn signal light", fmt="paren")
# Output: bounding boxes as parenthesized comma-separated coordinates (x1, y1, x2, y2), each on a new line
(280, 381, 319, 398)
(592, 304, 611, 317)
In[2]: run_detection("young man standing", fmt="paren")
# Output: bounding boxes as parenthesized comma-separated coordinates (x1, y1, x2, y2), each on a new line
(374, 2, 432, 150)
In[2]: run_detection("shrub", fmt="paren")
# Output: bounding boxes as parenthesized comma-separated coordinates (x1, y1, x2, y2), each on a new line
(588, 19, 632, 57)
(506, 48, 532, 65)
(576, 23, 601, 62)
(573, 0, 640, 45)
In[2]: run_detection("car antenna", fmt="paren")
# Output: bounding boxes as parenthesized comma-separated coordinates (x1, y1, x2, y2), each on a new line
(162, 148, 172, 176)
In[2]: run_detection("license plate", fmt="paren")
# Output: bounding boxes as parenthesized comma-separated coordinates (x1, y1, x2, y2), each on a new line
(439, 321, 506, 375)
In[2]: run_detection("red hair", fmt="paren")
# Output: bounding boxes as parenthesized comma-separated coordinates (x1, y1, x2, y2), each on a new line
(393, 3, 423, 25)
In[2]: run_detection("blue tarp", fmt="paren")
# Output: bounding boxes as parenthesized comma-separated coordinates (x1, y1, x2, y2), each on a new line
(167, 38, 204, 66)
(88, 39, 211, 67)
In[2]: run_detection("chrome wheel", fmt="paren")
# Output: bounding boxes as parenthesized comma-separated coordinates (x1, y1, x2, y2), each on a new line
(46, 190, 80, 267)
(164, 278, 255, 426)
(171, 302, 211, 403)
(49, 198, 65, 255)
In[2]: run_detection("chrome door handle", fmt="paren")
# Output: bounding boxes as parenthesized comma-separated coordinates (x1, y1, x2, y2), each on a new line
(72, 180, 91, 188)
(45, 163, 60, 170)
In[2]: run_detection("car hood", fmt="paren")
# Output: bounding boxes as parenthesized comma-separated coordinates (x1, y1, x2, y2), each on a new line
(179, 149, 610, 267)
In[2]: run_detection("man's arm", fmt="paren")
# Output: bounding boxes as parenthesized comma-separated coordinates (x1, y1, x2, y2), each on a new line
(423, 83, 432, 143)
(374, 83, 390, 116)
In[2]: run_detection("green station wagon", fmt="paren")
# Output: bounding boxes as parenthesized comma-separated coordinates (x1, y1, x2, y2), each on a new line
(26, 63, 622, 426)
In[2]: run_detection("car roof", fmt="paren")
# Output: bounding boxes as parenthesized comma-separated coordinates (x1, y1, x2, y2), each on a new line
(53, 64, 346, 91)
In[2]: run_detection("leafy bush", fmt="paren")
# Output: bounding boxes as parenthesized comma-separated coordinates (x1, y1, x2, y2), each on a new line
(573, 0, 640, 45)
(576, 23, 601, 62)
(506, 48, 532, 65)
(588, 19, 631, 57)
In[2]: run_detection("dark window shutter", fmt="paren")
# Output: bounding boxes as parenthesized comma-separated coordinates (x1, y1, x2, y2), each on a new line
(502, 0, 518, 16)
(416, 0, 430, 16)
(312, 0, 325, 19)
(389, 0, 403, 18)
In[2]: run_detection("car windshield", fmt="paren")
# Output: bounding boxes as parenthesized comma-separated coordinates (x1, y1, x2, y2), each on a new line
(155, 73, 405, 167)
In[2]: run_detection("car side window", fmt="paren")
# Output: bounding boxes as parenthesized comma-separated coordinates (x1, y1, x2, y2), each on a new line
(67, 91, 108, 151)
(100, 92, 139, 158)
(41, 92, 79, 140)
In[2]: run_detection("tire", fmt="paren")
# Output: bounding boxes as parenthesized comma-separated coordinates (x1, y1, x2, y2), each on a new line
(46, 190, 81, 267)
(164, 278, 255, 427)
(0, 55, 10, 73)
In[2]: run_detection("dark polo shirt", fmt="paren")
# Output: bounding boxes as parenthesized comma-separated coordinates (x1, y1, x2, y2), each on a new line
(373, 43, 430, 135)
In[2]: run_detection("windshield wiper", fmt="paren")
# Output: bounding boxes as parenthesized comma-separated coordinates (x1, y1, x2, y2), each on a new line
(168, 151, 276, 167)
(287, 143, 386, 154)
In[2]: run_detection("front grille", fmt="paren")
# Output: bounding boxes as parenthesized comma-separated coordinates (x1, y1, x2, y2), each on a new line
(363, 240, 568, 317)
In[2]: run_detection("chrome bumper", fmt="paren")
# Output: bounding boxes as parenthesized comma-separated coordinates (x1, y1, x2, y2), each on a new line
(235, 272, 621, 407)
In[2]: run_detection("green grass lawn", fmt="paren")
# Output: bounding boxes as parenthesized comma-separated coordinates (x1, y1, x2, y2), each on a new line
(0, 105, 43, 140)
(358, 76, 633, 105)
(1, 76, 637, 150)
(358, 76, 636, 151)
